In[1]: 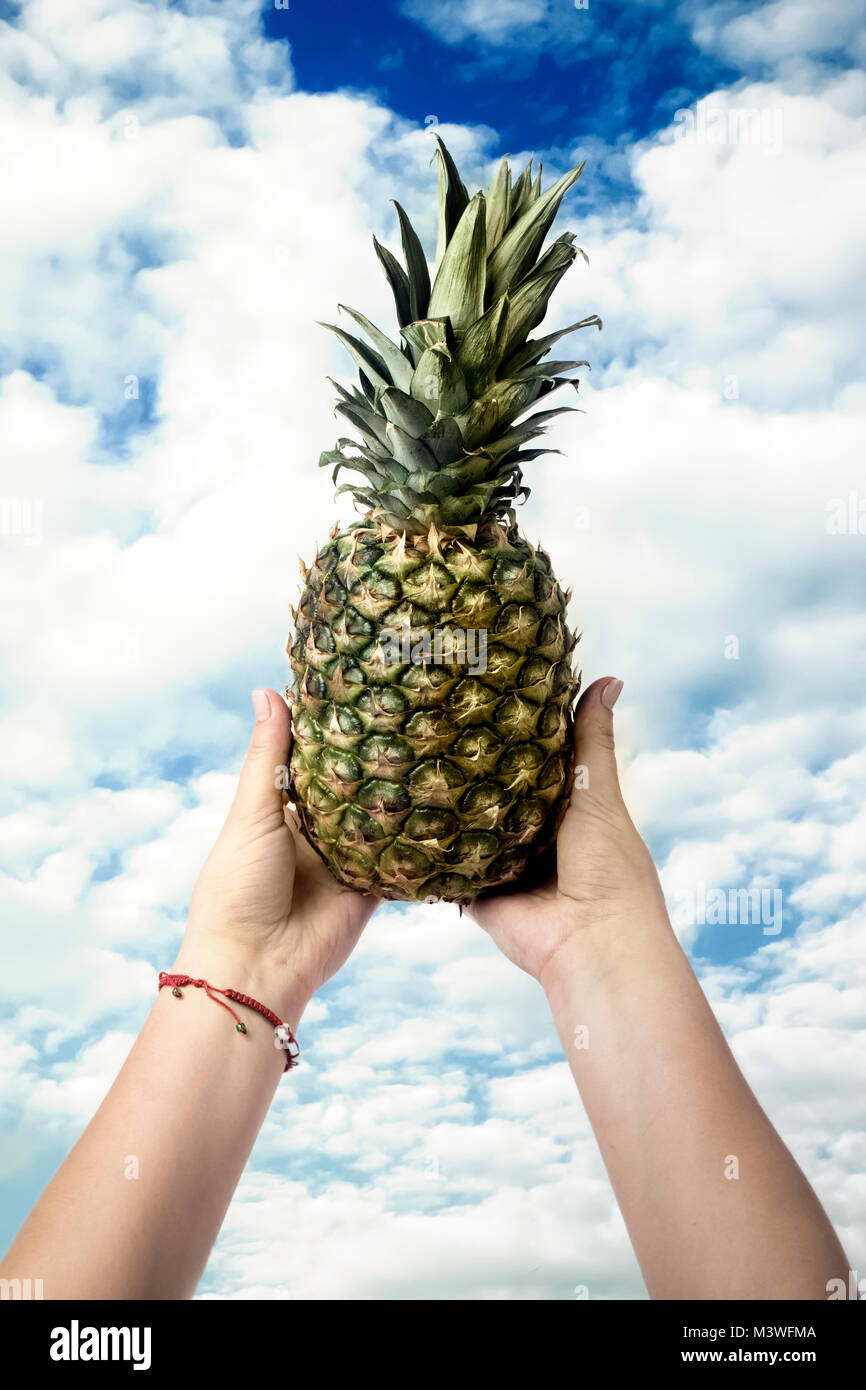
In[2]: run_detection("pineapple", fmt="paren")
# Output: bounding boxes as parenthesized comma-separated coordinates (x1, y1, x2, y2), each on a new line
(287, 139, 600, 903)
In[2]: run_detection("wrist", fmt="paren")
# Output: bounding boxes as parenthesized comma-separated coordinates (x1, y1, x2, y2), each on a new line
(170, 938, 310, 1031)
(539, 897, 673, 1006)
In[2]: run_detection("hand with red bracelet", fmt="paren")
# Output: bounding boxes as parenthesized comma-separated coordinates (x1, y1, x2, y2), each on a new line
(0, 684, 847, 1302)
(173, 687, 378, 1031)
(0, 689, 378, 1301)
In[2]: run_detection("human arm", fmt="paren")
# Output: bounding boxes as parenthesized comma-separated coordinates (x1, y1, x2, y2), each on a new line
(0, 689, 377, 1299)
(471, 677, 849, 1300)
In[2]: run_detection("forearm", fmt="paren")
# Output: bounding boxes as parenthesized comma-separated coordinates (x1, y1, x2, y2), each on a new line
(0, 946, 307, 1300)
(543, 908, 849, 1300)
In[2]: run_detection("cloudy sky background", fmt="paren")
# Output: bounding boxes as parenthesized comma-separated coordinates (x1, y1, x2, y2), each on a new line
(1, 0, 864, 1298)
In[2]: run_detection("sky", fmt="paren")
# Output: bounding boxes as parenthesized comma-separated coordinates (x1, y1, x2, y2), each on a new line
(0, 0, 864, 1299)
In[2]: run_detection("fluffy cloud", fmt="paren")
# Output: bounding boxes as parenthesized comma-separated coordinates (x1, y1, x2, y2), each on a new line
(403, 0, 863, 73)
(401, 0, 551, 47)
(0, 0, 863, 1298)
(686, 0, 866, 69)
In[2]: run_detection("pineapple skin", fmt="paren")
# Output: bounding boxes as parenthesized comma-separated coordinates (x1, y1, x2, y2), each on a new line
(288, 520, 579, 903)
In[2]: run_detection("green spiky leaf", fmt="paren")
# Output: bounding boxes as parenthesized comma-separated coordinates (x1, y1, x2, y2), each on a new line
(513, 360, 589, 381)
(320, 322, 392, 391)
(455, 377, 549, 451)
(485, 157, 511, 254)
(500, 241, 578, 357)
(400, 318, 450, 361)
(433, 135, 470, 265)
(456, 294, 509, 396)
(508, 160, 534, 221)
(501, 315, 602, 373)
(410, 345, 470, 416)
(385, 421, 439, 474)
(372, 236, 412, 327)
(427, 193, 486, 334)
(378, 387, 435, 438)
(319, 140, 598, 535)
(486, 161, 585, 303)
(338, 306, 413, 392)
(422, 415, 465, 466)
(392, 201, 431, 321)
(335, 401, 391, 450)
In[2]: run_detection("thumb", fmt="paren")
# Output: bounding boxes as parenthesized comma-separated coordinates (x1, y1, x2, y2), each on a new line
(570, 676, 625, 813)
(230, 688, 292, 822)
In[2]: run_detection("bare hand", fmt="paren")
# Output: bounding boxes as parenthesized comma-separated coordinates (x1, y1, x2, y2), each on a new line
(467, 677, 666, 988)
(176, 689, 378, 1022)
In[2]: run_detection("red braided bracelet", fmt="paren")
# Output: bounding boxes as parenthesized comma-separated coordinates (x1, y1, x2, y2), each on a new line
(158, 972, 300, 1071)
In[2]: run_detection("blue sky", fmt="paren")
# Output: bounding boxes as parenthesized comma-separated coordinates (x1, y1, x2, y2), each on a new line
(264, 0, 737, 160)
(0, 0, 864, 1298)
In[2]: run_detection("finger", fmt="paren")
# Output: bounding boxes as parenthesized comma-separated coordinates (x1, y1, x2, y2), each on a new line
(231, 688, 292, 822)
(569, 675, 625, 814)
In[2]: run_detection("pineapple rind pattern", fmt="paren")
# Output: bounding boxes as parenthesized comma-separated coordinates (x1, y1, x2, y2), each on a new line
(288, 522, 579, 902)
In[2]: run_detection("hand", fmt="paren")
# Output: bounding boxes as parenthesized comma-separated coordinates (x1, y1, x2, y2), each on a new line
(175, 688, 378, 1023)
(468, 677, 667, 989)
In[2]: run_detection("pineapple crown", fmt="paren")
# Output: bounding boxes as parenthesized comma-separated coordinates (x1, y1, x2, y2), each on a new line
(319, 137, 601, 538)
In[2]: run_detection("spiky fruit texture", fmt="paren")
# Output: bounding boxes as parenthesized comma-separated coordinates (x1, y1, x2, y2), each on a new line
(287, 139, 599, 903)
(289, 521, 576, 900)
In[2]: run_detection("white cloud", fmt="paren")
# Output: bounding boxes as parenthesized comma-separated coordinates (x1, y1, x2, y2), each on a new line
(687, 0, 866, 69)
(2, 0, 288, 118)
(563, 74, 866, 411)
(401, 0, 550, 46)
(0, 0, 863, 1301)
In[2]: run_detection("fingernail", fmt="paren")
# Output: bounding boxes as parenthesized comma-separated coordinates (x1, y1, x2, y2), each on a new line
(252, 689, 271, 722)
(600, 678, 623, 711)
